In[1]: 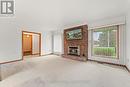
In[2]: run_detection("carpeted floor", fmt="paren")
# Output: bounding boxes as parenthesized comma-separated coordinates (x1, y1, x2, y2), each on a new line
(0, 55, 130, 87)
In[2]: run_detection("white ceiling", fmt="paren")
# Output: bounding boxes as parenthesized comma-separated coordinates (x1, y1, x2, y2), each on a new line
(15, 0, 127, 31)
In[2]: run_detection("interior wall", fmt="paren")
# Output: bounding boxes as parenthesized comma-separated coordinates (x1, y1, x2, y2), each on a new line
(52, 30, 64, 55)
(0, 19, 22, 63)
(41, 31, 53, 55)
(88, 16, 126, 29)
(32, 34, 40, 54)
(126, 5, 130, 70)
(53, 34, 62, 54)
(0, 21, 53, 63)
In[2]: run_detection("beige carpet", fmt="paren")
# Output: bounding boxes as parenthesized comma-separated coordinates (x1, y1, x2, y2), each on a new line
(0, 55, 130, 87)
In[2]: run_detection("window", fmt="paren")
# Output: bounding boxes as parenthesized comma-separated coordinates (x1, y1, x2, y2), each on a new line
(92, 25, 119, 58)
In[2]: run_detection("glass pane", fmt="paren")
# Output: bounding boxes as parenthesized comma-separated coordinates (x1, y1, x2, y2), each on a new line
(92, 26, 118, 58)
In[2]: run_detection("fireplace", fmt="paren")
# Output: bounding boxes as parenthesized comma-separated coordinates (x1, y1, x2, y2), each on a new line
(63, 25, 88, 61)
(68, 46, 80, 56)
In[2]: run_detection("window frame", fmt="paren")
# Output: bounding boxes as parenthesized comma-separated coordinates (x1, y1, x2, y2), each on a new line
(91, 25, 120, 59)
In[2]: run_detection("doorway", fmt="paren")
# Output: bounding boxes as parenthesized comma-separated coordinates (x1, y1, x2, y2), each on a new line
(23, 34, 32, 56)
(22, 31, 41, 58)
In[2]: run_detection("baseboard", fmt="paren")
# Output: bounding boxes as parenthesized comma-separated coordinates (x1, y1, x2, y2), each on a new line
(0, 59, 23, 65)
(0, 53, 53, 65)
(88, 59, 130, 74)
(88, 59, 125, 67)
(125, 66, 130, 73)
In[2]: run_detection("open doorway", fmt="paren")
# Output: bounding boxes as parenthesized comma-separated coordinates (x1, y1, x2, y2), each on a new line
(22, 31, 41, 58)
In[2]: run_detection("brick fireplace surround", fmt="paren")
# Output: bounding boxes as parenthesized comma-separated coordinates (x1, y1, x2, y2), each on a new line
(62, 25, 88, 61)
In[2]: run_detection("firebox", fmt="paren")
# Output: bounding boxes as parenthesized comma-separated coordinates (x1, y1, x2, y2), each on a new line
(68, 46, 80, 56)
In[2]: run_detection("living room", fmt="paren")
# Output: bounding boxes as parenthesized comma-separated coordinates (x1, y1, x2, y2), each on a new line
(0, 0, 130, 87)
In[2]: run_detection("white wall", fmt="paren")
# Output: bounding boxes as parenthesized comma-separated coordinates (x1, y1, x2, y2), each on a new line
(53, 34, 62, 54)
(88, 16, 126, 29)
(52, 30, 63, 55)
(41, 31, 53, 55)
(0, 19, 22, 63)
(0, 19, 53, 63)
(32, 34, 40, 54)
(126, 4, 130, 70)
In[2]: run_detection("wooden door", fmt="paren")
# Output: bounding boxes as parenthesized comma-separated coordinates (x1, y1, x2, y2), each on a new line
(23, 34, 32, 56)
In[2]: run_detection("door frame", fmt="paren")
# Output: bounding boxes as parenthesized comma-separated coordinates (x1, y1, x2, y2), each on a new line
(22, 31, 42, 59)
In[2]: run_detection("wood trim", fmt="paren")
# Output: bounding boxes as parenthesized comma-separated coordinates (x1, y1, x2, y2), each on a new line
(88, 59, 125, 67)
(39, 33, 41, 56)
(88, 59, 130, 74)
(29, 34, 33, 55)
(0, 59, 23, 64)
(22, 31, 42, 58)
(22, 31, 24, 59)
(31, 35, 33, 55)
(125, 66, 130, 73)
(117, 25, 120, 59)
(22, 31, 41, 35)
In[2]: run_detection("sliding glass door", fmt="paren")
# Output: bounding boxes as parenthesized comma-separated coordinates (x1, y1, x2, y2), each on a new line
(92, 25, 119, 59)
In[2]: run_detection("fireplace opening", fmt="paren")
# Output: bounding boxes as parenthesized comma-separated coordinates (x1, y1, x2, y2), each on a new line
(68, 46, 80, 56)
